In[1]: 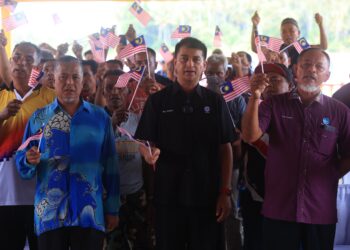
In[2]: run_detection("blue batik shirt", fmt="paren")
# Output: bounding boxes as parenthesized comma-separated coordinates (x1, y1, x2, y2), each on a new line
(16, 99, 120, 236)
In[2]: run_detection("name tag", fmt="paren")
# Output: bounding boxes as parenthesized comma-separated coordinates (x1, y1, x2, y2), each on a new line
(281, 115, 294, 119)
(162, 109, 174, 113)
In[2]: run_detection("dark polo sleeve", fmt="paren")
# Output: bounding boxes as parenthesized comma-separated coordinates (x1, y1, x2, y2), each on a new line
(218, 95, 239, 144)
(134, 94, 159, 143)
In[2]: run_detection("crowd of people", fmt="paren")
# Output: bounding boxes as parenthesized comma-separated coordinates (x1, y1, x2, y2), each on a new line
(0, 10, 350, 250)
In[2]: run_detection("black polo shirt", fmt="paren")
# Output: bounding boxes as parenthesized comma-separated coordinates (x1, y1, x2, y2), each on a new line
(135, 82, 237, 207)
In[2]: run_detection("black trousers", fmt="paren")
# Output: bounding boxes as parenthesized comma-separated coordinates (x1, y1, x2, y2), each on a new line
(240, 190, 263, 250)
(0, 205, 37, 250)
(262, 217, 336, 250)
(155, 205, 222, 250)
(38, 227, 105, 250)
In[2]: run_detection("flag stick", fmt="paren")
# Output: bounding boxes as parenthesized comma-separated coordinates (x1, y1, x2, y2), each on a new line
(224, 102, 237, 129)
(37, 123, 45, 153)
(127, 67, 146, 111)
(279, 43, 294, 53)
(145, 48, 151, 78)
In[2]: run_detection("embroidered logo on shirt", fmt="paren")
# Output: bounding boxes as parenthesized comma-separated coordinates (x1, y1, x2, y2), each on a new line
(162, 109, 174, 113)
(204, 106, 211, 114)
(322, 117, 330, 125)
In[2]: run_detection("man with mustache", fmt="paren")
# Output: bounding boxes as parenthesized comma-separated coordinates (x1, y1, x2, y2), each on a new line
(241, 48, 350, 250)
(135, 37, 237, 250)
(0, 32, 55, 249)
(16, 56, 119, 250)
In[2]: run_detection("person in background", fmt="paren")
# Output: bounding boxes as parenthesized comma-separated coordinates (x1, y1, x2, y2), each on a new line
(0, 31, 55, 250)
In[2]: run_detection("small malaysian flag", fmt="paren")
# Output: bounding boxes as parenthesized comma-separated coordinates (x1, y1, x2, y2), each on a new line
(159, 43, 173, 63)
(171, 25, 191, 39)
(89, 40, 105, 63)
(52, 13, 62, 25)
(220, 76, 250, 102)
(89, 32, 104, 48)
(17, 125, 44, 151)
(100, 27, 120, 49)
(28, 67, 43, 88)
(115, 73, 131, 88)
(254, 33, 266, 62)
(293, 37, 310, 54)
(115, 66, 145, 88)
(259, 35, 284, 52)
(2, 12, 28, 31)
(129, 1, 152, 27)
(117, 35, 147, 59)
(213, 25, 222, 47)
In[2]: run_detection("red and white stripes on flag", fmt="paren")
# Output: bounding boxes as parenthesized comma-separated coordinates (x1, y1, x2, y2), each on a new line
(117, 35, 147, 60)
(159, 43, 173, 63)
(259, 35, 284, 52)
(171, 25, 191, 39)
(103, 32, 120, 48)
(129, 1, 152, 27)
(223, 76, 250, 102)
(28, 67, 42, 88)
(88, 40, 105, 63)
(17, 127, 44, 151)
(254, 34, 266, 63)
(115, 67, 145, 88)
(2, 12, 27, 31)
(213, 25, 222, 48)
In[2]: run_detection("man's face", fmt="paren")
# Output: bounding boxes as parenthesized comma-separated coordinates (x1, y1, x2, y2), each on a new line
(81, 65, 97, 101)
(135, 52, 156, 76)
(280, 23, 300, 45)
(174, 47, 206, 88)
(262, 72, 291, 99)
(205, 62, 226, 82)
(54, 62, 83, 106)
(41, 61, 55, 89)
(10, 44, 38, 83)
(103, 75, 128, 111)
(296, 50, 330, 93)
(205, 62, 226, 94)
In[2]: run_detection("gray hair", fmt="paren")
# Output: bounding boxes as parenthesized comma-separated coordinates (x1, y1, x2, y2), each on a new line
(207, 54, 228, 71)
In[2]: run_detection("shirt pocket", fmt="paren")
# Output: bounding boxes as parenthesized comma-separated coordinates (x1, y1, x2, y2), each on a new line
(317, 127, 338, 156)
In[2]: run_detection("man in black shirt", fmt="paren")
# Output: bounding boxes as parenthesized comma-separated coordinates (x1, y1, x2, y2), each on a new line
(135, 37, 237, 250)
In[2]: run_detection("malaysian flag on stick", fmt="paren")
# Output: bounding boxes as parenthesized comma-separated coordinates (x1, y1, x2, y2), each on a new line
(129, 1, 152, 27)
(100, 27, 120, 48)
(220, 76, 250, 102)
(213, 25, 222, 47)
(2, 12, 27, 31)
(17, 125, 44, 151)
(293, 37, 311, 54)
(159, 43, 173, 63)
(171, 25, 191, 39)
(52, 13, 62, 25)
(89, 40, 105, 63)
(28, 67, 43, 88)
(258, 35, 283, 52)
(254, 31, 266, 73)
(115, 66, 145, 88)
(117, 35, 147, 59)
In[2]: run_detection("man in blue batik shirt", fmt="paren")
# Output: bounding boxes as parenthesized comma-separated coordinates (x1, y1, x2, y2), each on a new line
(16, 56, 120, 250)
